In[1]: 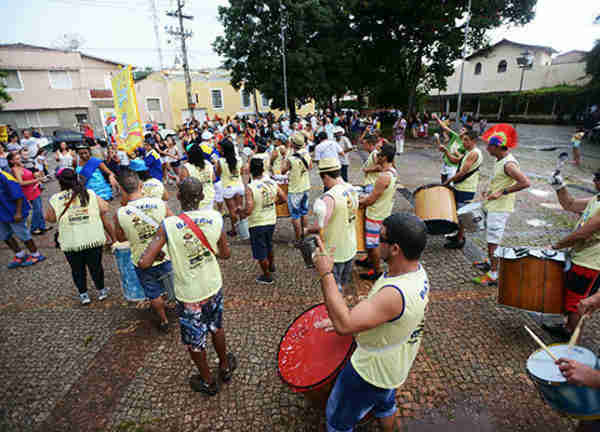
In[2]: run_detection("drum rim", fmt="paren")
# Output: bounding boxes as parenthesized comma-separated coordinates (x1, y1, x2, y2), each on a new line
(526, 343, 597, 385)
(276, 302, 355, 391)
(413, 183, 455, 196)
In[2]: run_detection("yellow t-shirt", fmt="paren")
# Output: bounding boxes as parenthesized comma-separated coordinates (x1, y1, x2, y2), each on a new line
(219, 157, 243, 189)
(322, 182, 358, 263)
(352, 266, 429, 389)
(363, 150, 379, 186)
(288, 149, 311, 194)
(117, 197, 168, 266)
(366, 168, 397, 221)
(184, 162, 215, 209)
(142, 178, 165, 200)
(49, 189, 106, 252)
(247, 177, 278, 228)
(571, 195, 600, 271)
(163, 209, 223, 302)
(484, 153, 519, 213)
(454, 148, 483, 193)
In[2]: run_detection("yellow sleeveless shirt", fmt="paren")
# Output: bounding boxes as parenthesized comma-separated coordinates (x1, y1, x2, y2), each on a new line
(363, 150, 379, 186)
(142, 178, 165, 200)
(248, 177, 278, 228)
(366, 168, 397, 221)
(484, 153, 519, 213)
(288, 149, 311, 194)
(571, 195, 600, 271)
(184, 161, 215, 209)
(454, 148, 483, 193)
(219, 157, 243, 189)
(322, 182, 358, 263)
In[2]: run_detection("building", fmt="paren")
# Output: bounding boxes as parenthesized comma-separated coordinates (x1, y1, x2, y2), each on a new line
(429, 39, 590, 118)
(0, 43, 124, 135)
(133, 71, 175, 130)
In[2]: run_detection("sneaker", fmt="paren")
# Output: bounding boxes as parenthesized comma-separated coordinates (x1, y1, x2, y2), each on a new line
(256, 275, 274, 285)
(444, 238, 466, 249)
(189, 375, 219, 396)
(7, 255, 29, 269)
(472, 273, 497, 287)
(98, 288, 109, 301)
(80, 293, 91, 305)
(28, 254, 46, 265)
(473, 260, 491, 273)
(541, 324, 572, 342)
(355, 258, 373, 269)
(359, 270, 383, 281)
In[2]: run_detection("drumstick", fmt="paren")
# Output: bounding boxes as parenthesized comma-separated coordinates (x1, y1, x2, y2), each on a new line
(524, 326, 559, 362)
(568, 314, 587, 351)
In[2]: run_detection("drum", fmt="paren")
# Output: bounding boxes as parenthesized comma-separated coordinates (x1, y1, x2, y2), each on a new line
(276, 182, 290, 218)
(496, 247, 565, 314)
(278, 304, 373, 424)
(527, 344, 600, 419)
(413, 184, 458, 235)
(457, 202, 485, 233)
(113, 242, 146, 301)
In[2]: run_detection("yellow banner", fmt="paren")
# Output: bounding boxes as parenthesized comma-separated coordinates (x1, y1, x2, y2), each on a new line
(111, 66, 143, 153)
(0, 125, 7, 143)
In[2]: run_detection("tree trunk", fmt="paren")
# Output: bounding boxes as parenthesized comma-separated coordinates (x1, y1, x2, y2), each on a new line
(290, 99, 297, 124)
(253, 90, 260, 116)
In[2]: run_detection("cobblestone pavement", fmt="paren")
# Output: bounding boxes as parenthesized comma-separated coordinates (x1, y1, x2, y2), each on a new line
(1, 124, 599, 431)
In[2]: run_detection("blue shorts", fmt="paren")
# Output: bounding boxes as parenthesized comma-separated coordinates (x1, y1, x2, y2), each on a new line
(249, 224, 275, 260)
(326, 361, 397, 432)
(453, 190, 476, 209)
(134, 261, 173, 300)
(0, 219, 32, 242)
(176, 290, 224, 352)
(287, 191, 309, 219)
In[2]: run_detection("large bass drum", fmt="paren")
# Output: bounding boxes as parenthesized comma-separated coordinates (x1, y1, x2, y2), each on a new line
(413, 183, 458, 235)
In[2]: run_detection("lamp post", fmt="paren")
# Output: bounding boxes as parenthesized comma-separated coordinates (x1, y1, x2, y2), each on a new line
(455, 0, 472, 129)
(516, 50, 534, 119)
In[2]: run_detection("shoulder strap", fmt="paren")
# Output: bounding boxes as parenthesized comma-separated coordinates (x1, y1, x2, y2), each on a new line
(58, 192, 78, 222)
(178, 213, 216, 255)
(292, 152, 310, 170)
(453, 166, 480, 184)
(125, 204, 159, 228)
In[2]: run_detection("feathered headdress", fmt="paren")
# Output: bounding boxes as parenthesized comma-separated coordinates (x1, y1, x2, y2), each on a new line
(482, 124, 518, 149)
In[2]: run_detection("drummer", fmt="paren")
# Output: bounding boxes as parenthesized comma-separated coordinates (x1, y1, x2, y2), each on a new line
(442, 129, 483, 249)
(556, 290, 600, 432)
(472, 125, 530, 287)
(542, 170, 600, 340)
(304, 157, 358, 294)
(312, 213, 429, 432)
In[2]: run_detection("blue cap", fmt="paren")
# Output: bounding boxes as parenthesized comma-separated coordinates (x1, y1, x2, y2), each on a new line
(130, 159, 148, 172)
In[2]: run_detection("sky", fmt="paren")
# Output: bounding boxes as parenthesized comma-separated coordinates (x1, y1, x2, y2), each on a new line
(0, 0, 598, 70)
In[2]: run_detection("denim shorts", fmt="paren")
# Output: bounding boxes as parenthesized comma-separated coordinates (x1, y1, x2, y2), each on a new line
(134, 261, 173, 300)
(326, 361, 397, 432)
(332, 259, 353, 292)
(176, 289, 224, 352)
(287, 191, 309, 219)
(0, 219, 32, 242)
(454, 190, 476, 209)
(249, 224, 275, 260)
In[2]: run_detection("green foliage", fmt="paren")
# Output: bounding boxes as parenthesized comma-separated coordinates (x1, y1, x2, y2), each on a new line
(0, 71, 13, 110)
(586, 39, 600, 85)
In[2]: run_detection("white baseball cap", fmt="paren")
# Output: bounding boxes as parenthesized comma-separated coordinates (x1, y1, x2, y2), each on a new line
(201, 131, 213, 141)
(333, 126, 344, 135)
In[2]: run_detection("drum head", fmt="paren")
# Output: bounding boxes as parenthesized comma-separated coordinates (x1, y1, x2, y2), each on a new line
(456, 201, 482, 216)
(277, 303, 354, 391)
(527, 344, 597, 383)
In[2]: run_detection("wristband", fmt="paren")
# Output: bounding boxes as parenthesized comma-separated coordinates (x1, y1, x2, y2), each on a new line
(319, 271, 333, 283)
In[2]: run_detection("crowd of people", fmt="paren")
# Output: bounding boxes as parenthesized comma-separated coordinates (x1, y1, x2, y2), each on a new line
(1, 107, 599, 431)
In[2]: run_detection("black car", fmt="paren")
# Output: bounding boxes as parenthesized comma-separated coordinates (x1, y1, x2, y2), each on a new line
(51, 129, 107, 151)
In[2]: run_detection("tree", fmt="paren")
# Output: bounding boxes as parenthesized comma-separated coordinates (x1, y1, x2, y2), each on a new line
(0, 71, 13, 110)
(52, 33, 86, 51)
(586, 39, 600, 85)
(213, 0, 357, 120)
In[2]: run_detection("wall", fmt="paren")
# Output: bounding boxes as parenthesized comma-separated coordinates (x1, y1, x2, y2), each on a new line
(134, 72, 174, 129)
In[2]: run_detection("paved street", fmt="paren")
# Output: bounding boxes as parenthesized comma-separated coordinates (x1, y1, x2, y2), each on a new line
(1, 124, 599, 431)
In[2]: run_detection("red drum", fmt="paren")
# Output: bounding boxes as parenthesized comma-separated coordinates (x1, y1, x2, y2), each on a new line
(277, 303, 373, 424)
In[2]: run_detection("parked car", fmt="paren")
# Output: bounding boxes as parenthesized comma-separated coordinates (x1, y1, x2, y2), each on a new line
(50, 129, 107, 151)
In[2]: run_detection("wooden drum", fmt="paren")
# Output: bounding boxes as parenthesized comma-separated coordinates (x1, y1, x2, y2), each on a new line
(278, 304, 374, 425)
(496, 247, 565, 314)
(413, 183, 458, 235)
(276, 182, 290, 218)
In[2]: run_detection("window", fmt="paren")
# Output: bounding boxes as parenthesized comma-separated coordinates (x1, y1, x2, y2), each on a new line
(241, 89, 251, 108)
(38, 111, 59, 127)
(75, 113, 88, 124)
(1, 70, 23, 91)
(261, 93, 270, 108)
(497, 60, 507, 73)
(20, 111, 60, 128)
(49, 71, 72, 89)
(211, 89, 223, 109)
(474, 62, 482, 75)
(146, 97, 162, 112)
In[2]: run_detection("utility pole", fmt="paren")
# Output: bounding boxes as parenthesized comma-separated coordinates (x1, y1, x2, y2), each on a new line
(280, 2, 289, 117)
(166, 0, 194, 119)
(455, 0, 472, 129)
(149, 0, 163, 70)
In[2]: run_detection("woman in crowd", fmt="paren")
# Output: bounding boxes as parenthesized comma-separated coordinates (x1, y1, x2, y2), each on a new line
(45, 168, 115, 305)
(75, 143, 116, 201)
(8, 152, 50, 235)
(55, 141, 75, 171)
(179, 144, 215, 211)
(216, 138, 245, 236)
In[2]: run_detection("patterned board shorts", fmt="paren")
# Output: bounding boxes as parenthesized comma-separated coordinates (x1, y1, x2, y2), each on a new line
(176, 290, 224, 352)
(365, 217, 383, 249)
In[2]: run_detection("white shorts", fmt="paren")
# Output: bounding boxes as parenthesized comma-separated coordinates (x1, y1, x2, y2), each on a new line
(486, 212, 510, 244)
(214, 181, 224, 203)
(223, 184, 244, 200)
(440, 162, 457, 177)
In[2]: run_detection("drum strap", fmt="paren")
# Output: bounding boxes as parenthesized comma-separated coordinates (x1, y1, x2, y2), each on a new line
(453, 166, 480, 185)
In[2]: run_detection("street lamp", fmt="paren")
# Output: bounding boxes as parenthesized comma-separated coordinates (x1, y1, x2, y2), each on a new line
(455, 0, 472, 129)
(516, 50, 533, 118)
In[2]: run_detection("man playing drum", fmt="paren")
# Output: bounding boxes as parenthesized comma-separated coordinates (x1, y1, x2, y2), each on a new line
(431, 113, 467, 184)
(472, 125, 530, 286)
(139, 177, 236, 396)
(312, 213, 429, 432)
(357, 144, 398, 281)
(442, 129, 483, 249)
(305, 157, 358, 294)
(543, 170, 600, 340)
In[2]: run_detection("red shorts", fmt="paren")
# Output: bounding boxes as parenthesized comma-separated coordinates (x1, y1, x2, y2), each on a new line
(565, 264, 600, 313)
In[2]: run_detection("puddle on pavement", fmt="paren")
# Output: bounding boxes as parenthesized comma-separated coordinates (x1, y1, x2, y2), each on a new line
(528, 188, 551, 198)
(526, 218, 549, 227)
